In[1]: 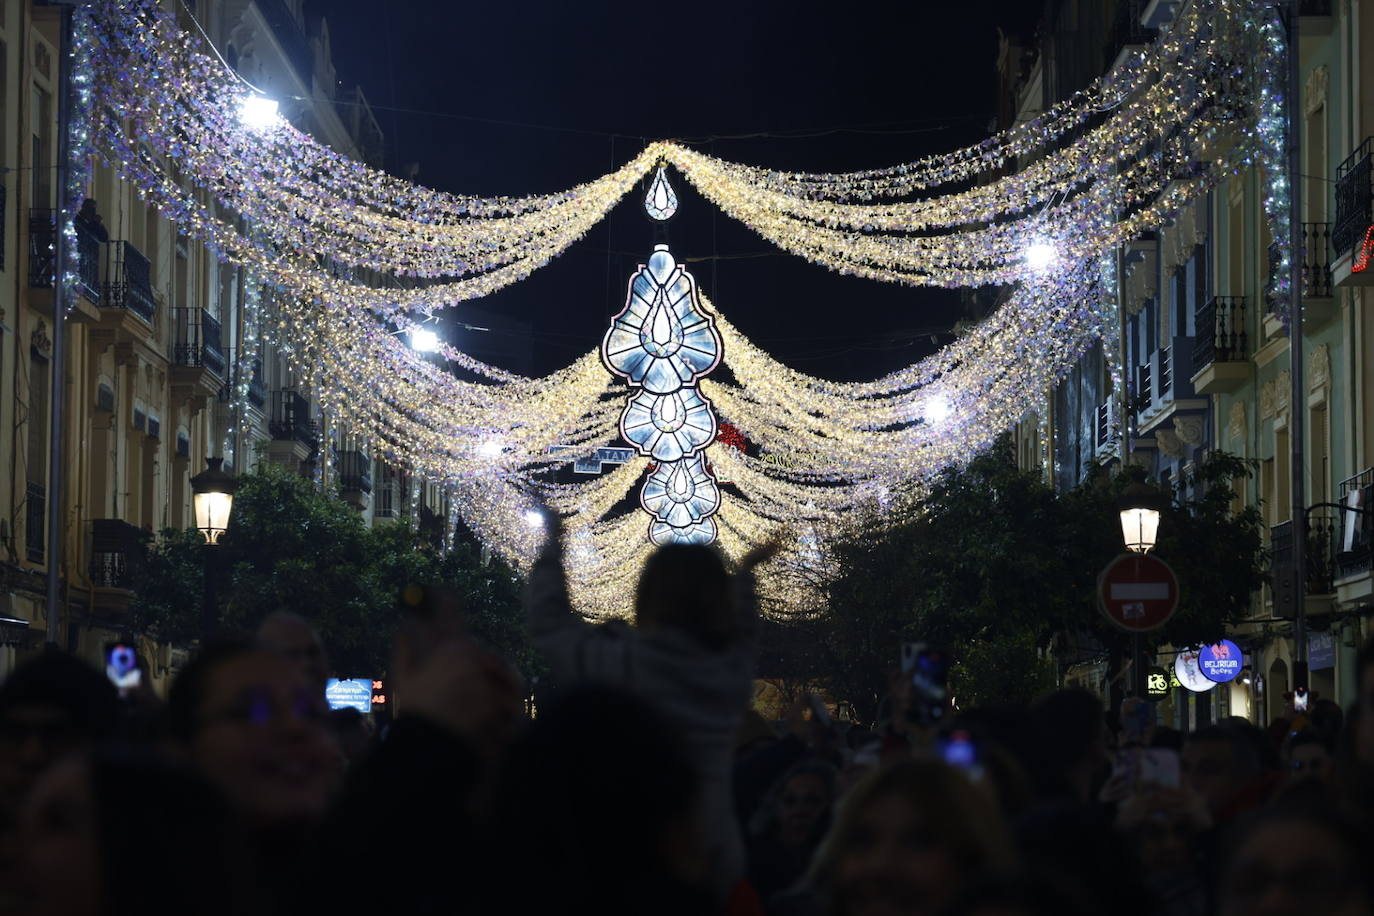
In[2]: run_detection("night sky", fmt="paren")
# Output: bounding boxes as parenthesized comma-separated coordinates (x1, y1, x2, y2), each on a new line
(317, 1, 1044, 380)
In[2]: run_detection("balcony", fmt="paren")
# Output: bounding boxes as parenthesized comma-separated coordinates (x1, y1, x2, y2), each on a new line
(88, 519, 146, 591)
(270, 390, 315, 445)
(1267, 224, 1334, 328)
(1333, 138, 1374, 286)
(170, 307, 226, 413)
(1191, 296, 1248, 394)
(1271, 511, 1340, 617)
(337, 450, 372, 494)
(28, 210, 55, 290)
(172, 308, 225, 375)
(25, 482, 44, 564)
(1104, 0, 1155, 72)
(337, 450, 371, 510)
(102, 240, 156, 322)
(267, 389, 317, 469)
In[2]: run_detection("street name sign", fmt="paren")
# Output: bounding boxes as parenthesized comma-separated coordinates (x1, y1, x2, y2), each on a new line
(1097, 553, 1179, 633)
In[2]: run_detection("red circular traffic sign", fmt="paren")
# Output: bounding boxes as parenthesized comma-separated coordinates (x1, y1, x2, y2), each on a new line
(1097, 552, 1179, 633)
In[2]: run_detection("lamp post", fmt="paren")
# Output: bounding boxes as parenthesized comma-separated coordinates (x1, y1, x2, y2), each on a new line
(190, 458, 236, 639)
(1120, 481, 1164, 554)
(1119, 478, 1166, 695)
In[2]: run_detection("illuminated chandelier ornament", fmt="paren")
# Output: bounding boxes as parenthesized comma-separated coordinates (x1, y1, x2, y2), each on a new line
(603, 171, 723, 545)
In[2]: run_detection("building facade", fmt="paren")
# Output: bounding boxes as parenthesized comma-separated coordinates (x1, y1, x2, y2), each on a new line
(1010, 0, 1374, 722)
(0, 0, 447, 685)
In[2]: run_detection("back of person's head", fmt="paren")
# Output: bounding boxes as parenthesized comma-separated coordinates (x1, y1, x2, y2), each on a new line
(0, 648, 120, 814)
(810, 758, 1017, 909)
(90, 748, 248, 916)
(1218, 793, 1371, 916)
(1187, 724, 1264, 778)
(633, 544, 734, 651)
(1018, 689, 1104, 800)
(489, 685, 714, 915)
(14, 746, 248, 916)
(1150, 725, 1184, 751)
(0, 648, 120, 737)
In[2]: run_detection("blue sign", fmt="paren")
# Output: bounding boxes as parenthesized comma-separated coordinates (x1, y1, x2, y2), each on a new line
(325, 678, 373, 713)
(548, 446, 637, 474)
(1310, 632, 1336, 671)
(1198, 640, 1243, 684)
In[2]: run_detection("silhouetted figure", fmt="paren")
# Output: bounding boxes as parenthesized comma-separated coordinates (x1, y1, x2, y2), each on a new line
(527, 516, 779, 898)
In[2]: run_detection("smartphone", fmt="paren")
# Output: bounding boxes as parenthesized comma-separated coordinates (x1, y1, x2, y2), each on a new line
(938, 729, 982, 779)
(104, 642, 141, 696)
(1294, 686, 1309, 713)
(901, 643, 949, 725)
(1112, 747, 1181, 789)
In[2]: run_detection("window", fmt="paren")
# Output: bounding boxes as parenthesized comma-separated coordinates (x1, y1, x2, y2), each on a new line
(30, 83, 49, 208)
(1275, 427, 1291, 523)
(1310, 404, 1329, 506)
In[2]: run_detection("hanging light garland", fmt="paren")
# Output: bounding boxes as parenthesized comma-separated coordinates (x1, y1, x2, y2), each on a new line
(72, 0, 1277, 616)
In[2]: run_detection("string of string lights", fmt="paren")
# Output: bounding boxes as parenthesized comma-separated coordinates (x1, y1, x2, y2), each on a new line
(70, 0, 1286, 617)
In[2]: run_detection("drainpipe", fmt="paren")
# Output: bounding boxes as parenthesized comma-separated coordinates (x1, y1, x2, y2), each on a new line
(45, 4, 75, 644)
(1287, 0, 1309, 692)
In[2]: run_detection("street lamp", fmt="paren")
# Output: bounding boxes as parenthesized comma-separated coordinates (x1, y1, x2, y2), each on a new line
(1119, 480, 1164, 554)
(190, 458, 236, 640)
(190, 457, 236, 545)
(238, 95, 281, 130)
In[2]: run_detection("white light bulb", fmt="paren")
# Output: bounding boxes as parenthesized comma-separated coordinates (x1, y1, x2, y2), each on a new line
(479, 439, 503, 458)
(410, 329, 440, 352)
(1024, 241, 1058, 273)
(924, 395, 951, 424)
(523, 509, 544, 528)
(238, 95, 280, 130)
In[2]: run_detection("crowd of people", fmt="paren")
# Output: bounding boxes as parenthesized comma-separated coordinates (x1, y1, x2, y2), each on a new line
(0, 521, 1370, 916)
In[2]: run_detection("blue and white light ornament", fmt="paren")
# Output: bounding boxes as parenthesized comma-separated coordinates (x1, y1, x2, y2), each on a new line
(602, 169, 724, 546)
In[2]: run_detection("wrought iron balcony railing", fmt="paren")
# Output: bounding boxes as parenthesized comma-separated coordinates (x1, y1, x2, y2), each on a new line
(172, 308, 226, 376)
(1267, 223, 1333, 309)
(1335, 138, 1374, 256)
(1193, 296, 1247, 369)
(89, 519, 146, 589)
(336, 450, 372, 493)
(102, 240, 156, 322)
(1336, 467, 1374, 579)
(269, 390, 316, 447)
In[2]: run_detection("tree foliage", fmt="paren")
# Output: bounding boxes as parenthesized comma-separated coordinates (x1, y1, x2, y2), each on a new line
(129, 463, 532, 677)
(813, 438, 1265, 723)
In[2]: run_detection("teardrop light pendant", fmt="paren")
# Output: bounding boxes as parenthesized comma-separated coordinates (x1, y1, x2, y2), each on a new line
(638, 290, 684, 358)
(667, 462, 694, 503)
(644, 166, 678, 221)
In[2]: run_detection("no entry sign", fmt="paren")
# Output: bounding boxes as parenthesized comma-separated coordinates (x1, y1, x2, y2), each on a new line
(1097, 553, 1179, 633)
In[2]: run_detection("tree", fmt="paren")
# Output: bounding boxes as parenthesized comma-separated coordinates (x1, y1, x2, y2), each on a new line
(129, 462, 534, 678)
(809, 438, 1265, 723)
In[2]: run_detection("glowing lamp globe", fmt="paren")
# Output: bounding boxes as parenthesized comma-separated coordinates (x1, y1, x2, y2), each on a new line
(410, 328, 441, 352)
(479, 439, 503, 458)
(238, 95, 281, 130)
(190, 458, 236, 546)
(1024, 241, 1058, 273)
(924, 395, 952, 424)
(1119, 480, 1165, 554)
(523, 509, 544, 528)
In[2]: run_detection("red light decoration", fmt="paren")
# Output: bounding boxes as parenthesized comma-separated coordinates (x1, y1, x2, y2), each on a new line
(715, 421, 747, 452)
(1354, 225, 1374, 273)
